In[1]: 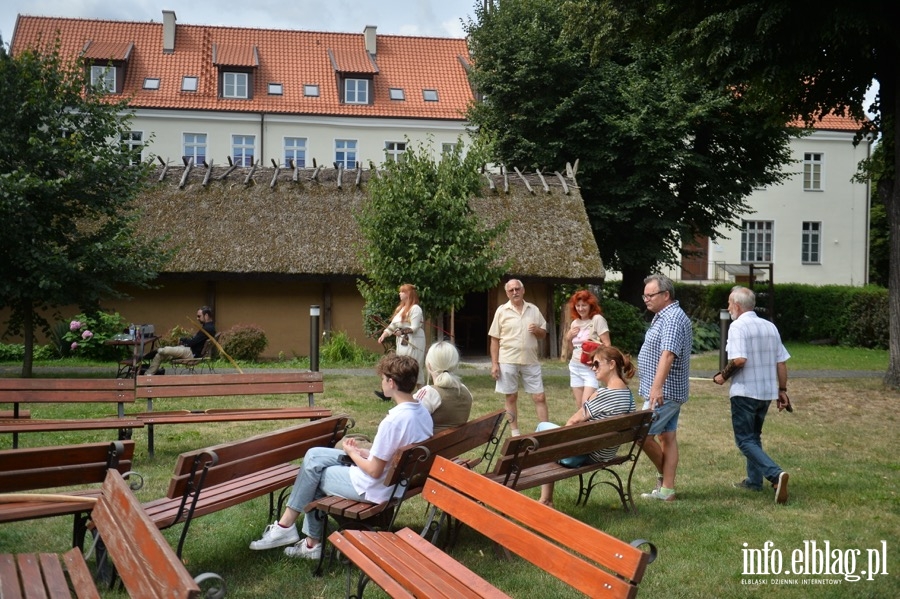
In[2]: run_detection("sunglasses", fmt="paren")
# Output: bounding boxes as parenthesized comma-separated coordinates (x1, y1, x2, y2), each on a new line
(590, 360, 602, 370)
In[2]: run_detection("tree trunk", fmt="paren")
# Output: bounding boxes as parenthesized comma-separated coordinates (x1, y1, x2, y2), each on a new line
(619, 266, 653, 315)
(883, 72, 900, 389)
(21, 299, 34, 378)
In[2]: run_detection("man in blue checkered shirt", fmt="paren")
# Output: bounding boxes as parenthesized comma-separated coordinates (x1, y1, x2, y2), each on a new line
(637, 274, 692, 501)
(713, 286, 792, 504)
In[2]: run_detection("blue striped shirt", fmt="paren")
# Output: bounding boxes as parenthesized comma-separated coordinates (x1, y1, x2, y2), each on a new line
(637, 301, 692, 403)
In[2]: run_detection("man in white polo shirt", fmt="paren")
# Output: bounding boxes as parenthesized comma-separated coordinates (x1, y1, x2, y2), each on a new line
(489, 279, 548, 436)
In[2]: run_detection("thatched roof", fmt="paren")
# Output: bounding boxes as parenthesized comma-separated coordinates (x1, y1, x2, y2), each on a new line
(139, 164, 604, 282)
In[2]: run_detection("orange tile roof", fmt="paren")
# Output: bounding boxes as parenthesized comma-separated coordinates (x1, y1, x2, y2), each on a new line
(11, 15, 474, 120)
(791, 112, 868, 131)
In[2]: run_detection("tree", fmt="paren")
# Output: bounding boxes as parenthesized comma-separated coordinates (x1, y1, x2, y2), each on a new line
(0, 39, 171, 377)
(573, 0, 900, 385)
(465, 1, 793, 305)
(356, 139, 509, 339)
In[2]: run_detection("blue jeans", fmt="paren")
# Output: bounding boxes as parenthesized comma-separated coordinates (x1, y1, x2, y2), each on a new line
(730, 396, 782, 489)
(284, 447, 365, 541)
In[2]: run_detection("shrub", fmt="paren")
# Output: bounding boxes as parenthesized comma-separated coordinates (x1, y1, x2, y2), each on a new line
(0, 343, 25, 361)
(62, 311, 127, 361)
(841, 287, 889, 349)
(599, 297, 646, 356)
(321, 330, 380, 365)
(220, 324, 268, 361)
(692, 319, 721, 354)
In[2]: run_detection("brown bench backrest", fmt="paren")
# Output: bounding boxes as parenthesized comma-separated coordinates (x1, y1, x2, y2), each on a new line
(425, 455, 651, 599)
(166, 415, 352, 498)
(135, 372, 324, 399)
(0, 378, 135, 404)
(0, 440, 135, 493)
(383, 409, 507, 492)
(92, 470, 201, 599)
(491, 410, 653, 478)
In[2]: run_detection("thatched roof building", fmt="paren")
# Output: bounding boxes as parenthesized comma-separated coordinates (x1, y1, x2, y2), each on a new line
(122, 163, 602, 358)
(141, 164, 604, 282)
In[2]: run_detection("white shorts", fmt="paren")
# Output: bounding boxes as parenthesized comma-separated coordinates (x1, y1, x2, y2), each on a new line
(495, 363, 544, 395)
(568, 359, 599, 389)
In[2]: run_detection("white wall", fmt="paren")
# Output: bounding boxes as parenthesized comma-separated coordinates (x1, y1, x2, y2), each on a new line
(128, 109, 471, 167)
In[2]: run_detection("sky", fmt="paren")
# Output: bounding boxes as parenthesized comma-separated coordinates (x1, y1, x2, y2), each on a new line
(2, 1, 481, 45)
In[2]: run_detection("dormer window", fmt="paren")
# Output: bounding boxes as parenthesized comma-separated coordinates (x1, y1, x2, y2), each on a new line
(223, 72, 249, 99)
(91, 65, 116, 93)
(82, 41, 132, 95)
(345, 78, 370, 104)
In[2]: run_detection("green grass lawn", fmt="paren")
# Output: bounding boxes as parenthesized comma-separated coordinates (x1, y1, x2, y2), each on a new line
(1, 348, 897, 597)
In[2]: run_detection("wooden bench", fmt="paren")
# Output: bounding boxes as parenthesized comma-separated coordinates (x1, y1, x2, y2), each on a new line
(0, 469, 212, 599)
(484, 410, 654, 513)
(0, 440, 136, 550)
(304, 409, 508, 574)
(330, 456, 657, 599)
(0, 378, 139, 449)
(134, 371, 327, 456)
(140, 415, 352, 558)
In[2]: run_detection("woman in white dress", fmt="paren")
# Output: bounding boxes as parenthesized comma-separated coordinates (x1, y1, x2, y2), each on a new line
(564, 289, 611, 408)
(378, 283, 426, 386)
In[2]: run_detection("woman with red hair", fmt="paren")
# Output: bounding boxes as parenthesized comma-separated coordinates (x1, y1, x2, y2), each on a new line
(565, 289, 611, 407)
(378, 284, 426, 386)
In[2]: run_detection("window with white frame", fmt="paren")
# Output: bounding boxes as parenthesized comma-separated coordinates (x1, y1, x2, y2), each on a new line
(442, 142, 457, 156)
(384, 141, 406, 163)
(741, 220, 773, 263)
(182, 133, 206, 165)
(801, 222, 822, 264)
(344, 79, 369, 104)
(223, 72, 249, 99)
(335, 139, 358, 169)
(232, 135, 255, 167)
(284, 137, 307, 168)
(90, 65, 116, 93)
(803, 152, 823, 191)
(120, 131, 143, 165)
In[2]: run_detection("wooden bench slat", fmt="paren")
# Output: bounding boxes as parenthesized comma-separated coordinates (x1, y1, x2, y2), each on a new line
(15, 554, 47, 599)
(0, 418, 143, 433)
(329, 534, 417, 599)
(339, 531, 465, 599)
(135, 408, 330, 425)
(429, 457, 649, 592)
(37, 553, 70, 599)
(0, 554, 24, 599)
(93, 471, 201, 599)
(396, 528, 512, 598)
(62, 549, 99, 599)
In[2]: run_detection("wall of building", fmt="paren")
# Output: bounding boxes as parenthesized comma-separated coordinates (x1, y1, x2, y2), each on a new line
(131, 109, 471, 168)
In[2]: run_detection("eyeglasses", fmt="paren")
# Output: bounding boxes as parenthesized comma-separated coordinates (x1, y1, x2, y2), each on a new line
(642, 291, 665, 301)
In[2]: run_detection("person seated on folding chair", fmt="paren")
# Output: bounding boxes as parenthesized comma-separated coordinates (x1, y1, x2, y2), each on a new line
(144, 306, 216, 375)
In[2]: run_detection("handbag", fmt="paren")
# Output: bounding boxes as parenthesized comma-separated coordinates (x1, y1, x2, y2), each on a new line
(580, 340, 601, 365)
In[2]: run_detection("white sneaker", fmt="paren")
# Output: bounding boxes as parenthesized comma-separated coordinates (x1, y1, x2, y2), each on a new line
(284, 539, 322, 560)
(249, 522, 299, 550)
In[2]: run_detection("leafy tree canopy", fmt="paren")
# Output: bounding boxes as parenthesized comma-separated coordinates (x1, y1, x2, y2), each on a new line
(569, 0, 900, 385)
(356, 139, 509, 336)
(466, 0, 794, 303)
(0, 39, 171, 375)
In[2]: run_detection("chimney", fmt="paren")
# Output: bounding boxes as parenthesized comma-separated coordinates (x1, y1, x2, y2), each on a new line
(162, 10, 176, 54)
(364, 25, 376, 56)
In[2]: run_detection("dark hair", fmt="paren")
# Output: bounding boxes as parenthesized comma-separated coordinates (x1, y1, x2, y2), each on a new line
(199, 306, 213, 318)
(376, 354, 419, 393)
